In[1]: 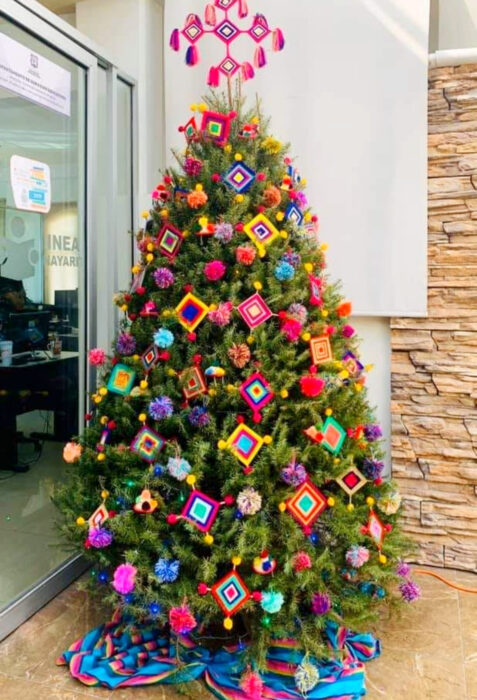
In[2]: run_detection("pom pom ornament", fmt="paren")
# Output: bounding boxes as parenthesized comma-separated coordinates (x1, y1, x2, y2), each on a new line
(295, 660, 320, 695)
(293, 551, 312, 572)
(400, 580, 421, 603)
(208, 301, 234, 326)
(228, 343, 251, 368)
(253, 551, 277, 575)
(261, 590, 284, 614)
(88, 527, 113, 549)
(346, 546, 370, 569)
(362, 458, 385, 481)
(116, 333, 136, 356)
(236, 487, 262, 516)
(63, 442, 82, 464)
(112, 563, 137, 595)
(155, 558, 180, 583)
(300, 375, 325, 398)
(240, 669, 264, 700)
(274, 260, 295, 281)
(184, 155, 203, 176)
(204, 260, 227, 281)
(169, 604, 197, 635)
(89, 348, 106, 366)
(263, 185, 282, 208)
(154, 267, 175, 289)
(281, 456, 307, 487)
(215, 221, 234, 242)
(167, 456, 192, 481)
(311, 592, 331, 616)
(188, 405, 210, 427)
(149, 396, 174, 421)
(133, 489, 159, 514)
(378, 492, 402, 516)
(236, 244, 257, 266)
(154, 328, 174, 349)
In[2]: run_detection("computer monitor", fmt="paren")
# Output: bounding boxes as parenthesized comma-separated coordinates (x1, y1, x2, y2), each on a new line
(54, 289, 78, 328)
(6, 311, 51, 354)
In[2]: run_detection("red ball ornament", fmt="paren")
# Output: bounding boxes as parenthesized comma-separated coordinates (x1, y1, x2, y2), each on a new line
(309, 365, 317, 375)
(107, 420, 117, 430)
(278, 311, 288, 321)
(257, 205, 266, 213)
(261, 550, 269, 559)
(289, 190, 297, 200)
(236, 415, 245, 424)
(252, 412, 262, 424)
(159, 351, 170, 361)
(164, 175, 173, 185)
(124, 294, 132, 302)
(326, 325, 336, 335)
(385, 524, 393, 533)
(257, 172, 266, 182)
(374, 477, 384, 486)
(303, 525, 312, 536)
(211, 173, 221, 183)
(85, 413, 93, 421)
(243, 466, 254, 476)
(84, 539, 92, 549)
(252, 591, 263, 602)
(136, 286, 146, 296)
(187, 332, 197, 342)
(360, 525, 368, 535)
(111, 357, 118, 366)
(224, 495, 235, 506)
(129, 314, 137, 321)
(300, 375, 325, 398)
(198, 583, 208, 596)
(184, 284, 194, 293)
(284, 156, 292, 165)
(167, 514, 178, 525)
(193, 354, 202, 365)
(312, 215, 319, 223)
(235, 222, 244, 232)
(108, 510, 117, 518)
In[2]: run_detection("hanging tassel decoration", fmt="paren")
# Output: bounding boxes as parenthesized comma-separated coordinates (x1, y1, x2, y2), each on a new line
(254, 13, 269, 29)
(186, 45, 200, 67)
(272, 28, 285, 52)
(185, 13, 202, 29)
(205, 4, 217, 26)
(169, 29, 180, 52)
(207, 66, 220, 87)
(254, 46, 267, 69)
(238, 0, 249, 18)
(241, 62, 255, 82)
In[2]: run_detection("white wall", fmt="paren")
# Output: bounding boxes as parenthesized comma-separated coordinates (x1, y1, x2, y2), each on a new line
(165, 0, 429, 318)
(430, 0, 477, 51)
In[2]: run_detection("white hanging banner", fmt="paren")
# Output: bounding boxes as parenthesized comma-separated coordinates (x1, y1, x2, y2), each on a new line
(0, 32, 71, 117)
(10, 155, 51, 213)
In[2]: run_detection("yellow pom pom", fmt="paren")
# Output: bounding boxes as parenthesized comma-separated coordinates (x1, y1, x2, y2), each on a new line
(253, 281, 263, 291)
(138, 413, 147, 423)
(333, 458, 341, 466)
(99, 387, 108, 396)
(209, 303, 218, 311)
(162, 309, 171, 317)
(101, 490, 109, 500)
(218, 440, 227, 450)
(339, 370, 350, 380)
(379, 554, 388, 565)
(146, 253, 154, 263)
(76, 517, 86, 526)
(235, 153, 243, 161)
(132, 265, 140, 275)
(264, 435, 273, 445)
(347, 503, 355, 513)
(301, 332, 311, 342)
(132, 354, 140, 362)
(147, 243, 155, 252)
(226, 384, 236, 393)
(366, 497, 375, 507)
(160, 209, 169, 218)
(195, 183, 203, 192)
(186, 474, 197, 487)
(258, 246, 266, 258)
(321, 310, 329, 318)
(276, 211, 285, 222)
(304, 263, 314, 273)
(141, 210, 149, 220)
(325, 408, 333, 417)
(252, 116, 259, 124)
(94, 396, 102, 405)
(167, 369, 177, 377)
(278, 502, 287, 513)
(183, 230, 190, 238)
(327, 497, 335, 507)
(365, 364, 374, 372)
(100, 416, 108, 426)
(301, 178, 307, 186)
(279, 230, 288, 239)
(304, 212, 312, 223)
(209, 388, 217, 397)
(232, 556, 242, 567)
(199, 216, 208, 227)
(235, 194, 244, 203)
(320, 243, 329, 252)
(199, 103, 207, 113)
(120, 304, 128, 313)
(224, 144, 232, 153)
(204, 534, 214, 546)
(354, 384, 363, 393)
(247, 336, 255, 345)
(280, 389, 289, 399)
(190, 103, 198, 112)
(224, 617, 233, 631)
(140, 380, 148, 390)
(97, 453, 106, 462)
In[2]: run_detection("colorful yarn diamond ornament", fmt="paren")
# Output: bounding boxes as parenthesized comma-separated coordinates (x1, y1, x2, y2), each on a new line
(57, 7, 414, 696)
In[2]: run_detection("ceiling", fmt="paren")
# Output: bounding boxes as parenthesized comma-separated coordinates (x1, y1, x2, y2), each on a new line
(38, 0, 76, 14)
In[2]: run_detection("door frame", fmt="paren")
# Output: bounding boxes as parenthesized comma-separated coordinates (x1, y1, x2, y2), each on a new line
(0, 0, 137, 641)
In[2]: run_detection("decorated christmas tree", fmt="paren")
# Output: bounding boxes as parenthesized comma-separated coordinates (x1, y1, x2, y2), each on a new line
(56, 3, 418, 697)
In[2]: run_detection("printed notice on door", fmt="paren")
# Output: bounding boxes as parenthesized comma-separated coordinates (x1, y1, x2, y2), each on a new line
(10, 155, 51, 214)
(0, 32, 71, 117)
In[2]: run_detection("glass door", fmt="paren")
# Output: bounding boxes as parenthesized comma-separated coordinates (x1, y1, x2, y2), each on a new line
(0, 17, 86, 619)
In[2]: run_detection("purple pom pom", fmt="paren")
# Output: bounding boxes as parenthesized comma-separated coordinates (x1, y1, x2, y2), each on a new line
(188, 405, 210, 427)
(400, 580, 421, 603)
(154, 267, 175, 289)
(396, 561, 411, 578)
(116, 333, 136, 356)
(215, 222, 234, 243)
(364, 424, 383, 442)
(89, 527, 113, 549)
(281, 459, 307, 487)
(362, 458, 384, 480)
(149, 396, 174, 421)
(311, 592, 331, 616)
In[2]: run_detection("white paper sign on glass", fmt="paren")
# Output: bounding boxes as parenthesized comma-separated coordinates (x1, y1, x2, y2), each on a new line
(0, 32, 71, 117)
(10, 155, 51, 214)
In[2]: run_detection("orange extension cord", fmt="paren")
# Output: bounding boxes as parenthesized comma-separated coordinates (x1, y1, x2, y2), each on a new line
(414, 568, 477, 594)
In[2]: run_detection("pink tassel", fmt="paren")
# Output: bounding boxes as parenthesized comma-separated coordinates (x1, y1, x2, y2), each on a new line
(185, 13, 202, 29)
(272, 28, 285, 52)
(254, 46, 267, 69)
(238, 0, 249, 18)
(207, 66, 220, 87)
(169, 28, 180, 52)
(205, 4, 216, 26)
(186, 45, 200, 66)
(241, 61, 255, 82)
(254, 13, 269, 29)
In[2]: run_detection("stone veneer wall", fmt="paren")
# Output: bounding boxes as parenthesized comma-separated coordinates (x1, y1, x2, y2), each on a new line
(391, 63, 477, 572)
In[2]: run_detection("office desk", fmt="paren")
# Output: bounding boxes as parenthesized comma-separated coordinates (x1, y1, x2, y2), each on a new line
(0, 352, 79, 469)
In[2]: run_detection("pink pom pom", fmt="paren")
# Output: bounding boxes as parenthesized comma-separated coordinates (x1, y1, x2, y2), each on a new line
(326, 325, 336, 335)
(293, 551, 312, 572)
(252, 591, 262, 602)
(197, 583, 209, 596)
(281, 318, 303, 343)
(342, 325, 355, 338)
(169, 604, 197, 635)
(204, 260, 227, 282)
(240, 669, 264, 700)
(224, 495, 235, 506)
(169, 28, 180, 51)
(212, 173, 221, 183)
(236, 245, 256, 266)
(300, 375, 325, 398)
(89, 348, 106, 366)
(207, 66, 220, 88)
(257, 173, 266, 181)
(167, 514, 178, 525)
(112, 563, 137, 595)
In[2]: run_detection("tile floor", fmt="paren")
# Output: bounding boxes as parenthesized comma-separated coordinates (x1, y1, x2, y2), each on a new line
(0, 566, 475, 699)
(0, 413, 70, 608)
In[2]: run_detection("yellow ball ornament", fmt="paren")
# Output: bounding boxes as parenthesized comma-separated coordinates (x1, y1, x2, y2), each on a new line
(347, 503, 355, 513)
(276, 211, 285, 222)
(278, 502, 287, 513)
(218, 440, 227, 450)
(147, 243, 155, 252)
(99, 387, 108, 396)
(325, 408, 333, 417)
(204, 534, 214, 546)
(304, 263, 314, 273)
(321, 243, 329, 252)
(235, 153, 243, 161)
(209, 388, 217, 397)
(280, 389, 289, 399)
(97, 453, 106, 462)
(76, 517, 86, 526)
(195, 183, 203, 192)
(141, 210, 149, 220)
(198, 103, 207, 112)
(167, 369, 177, 377)
(232, 556, 242, 567)
(101, 490, 109, 500)
(94, 396, 102, 405)
(279, 230, 288, 239)
(366, 497, 375, 507)
(160, 209, 169, 218)
(190, 103, 198, 112)
(327, 497, 335, 507)
(132, 265, 140, 275)
(321, 310, 329, 318)
(379, 554, 388, 565)
(140, 380, 148, 390)
(235, 194, 244, 203)
(138, 413, 147, 423)
(247, 336, 255, 345)
(264, 435, 273, 445)
(224, 144, 232, 153)
(146, 253, 154, 263)
(333, 458, 341, 466)
(224, 617, 233, 631)
(253, 281, 263, 291)
(100, 416, 108, 425)
(120, 304, 128, 313)
(132, 354, 140, 362)
(186, 474, 197, 487)
(301, 332, 311, 342)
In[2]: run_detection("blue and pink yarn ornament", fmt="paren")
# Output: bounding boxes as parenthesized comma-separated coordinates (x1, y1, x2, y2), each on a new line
(281, 458, 307, 487)
(188, 405, 210, 427)
(364, 424, 383, 442)
(89, 528, 113, 549)
(154, 267, 175, 289)
(149, 396, 174, 421)
(311, 592, 331, 616)
(214, 222, 234, 243)
(167, 456, 191, 481)
(345, 546, 370, 569)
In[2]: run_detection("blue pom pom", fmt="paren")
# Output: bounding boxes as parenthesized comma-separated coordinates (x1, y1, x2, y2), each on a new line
(274, 261, 295, 281)
(155, 558, 180, 583)
(148, 602, 162, 617)
(154, 328, 174, 348)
